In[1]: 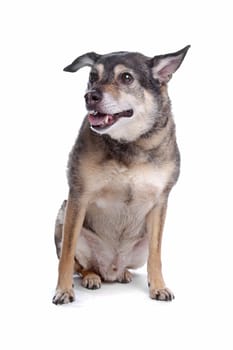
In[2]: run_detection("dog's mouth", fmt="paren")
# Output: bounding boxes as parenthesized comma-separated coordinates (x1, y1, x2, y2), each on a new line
(88, 109, 133, 130)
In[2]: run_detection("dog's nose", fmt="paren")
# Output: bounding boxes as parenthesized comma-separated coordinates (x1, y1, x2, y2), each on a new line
(85, 89, 102, 107)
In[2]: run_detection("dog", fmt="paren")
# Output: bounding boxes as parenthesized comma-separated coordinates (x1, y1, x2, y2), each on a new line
(52, 46, 190, 305)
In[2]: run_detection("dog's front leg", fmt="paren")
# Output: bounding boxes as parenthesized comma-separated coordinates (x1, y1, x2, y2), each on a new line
(146, 199, 174, 301)
(53, 192, 87, 305)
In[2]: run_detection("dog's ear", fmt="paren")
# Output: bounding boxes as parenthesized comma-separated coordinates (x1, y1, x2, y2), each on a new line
(151, 45, 190, 83)
(63, 52, 101, 72)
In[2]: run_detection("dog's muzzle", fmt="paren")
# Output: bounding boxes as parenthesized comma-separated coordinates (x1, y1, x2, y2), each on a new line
(88, 110, 133, 130)
(84, 89, 133, 130)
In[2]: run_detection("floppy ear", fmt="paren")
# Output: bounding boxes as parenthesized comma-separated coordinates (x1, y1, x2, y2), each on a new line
(151, 45, 190, 83)
(63, 52, 101, 72)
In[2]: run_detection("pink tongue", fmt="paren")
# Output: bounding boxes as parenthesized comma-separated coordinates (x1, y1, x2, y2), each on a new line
(88, 114, 106, 126)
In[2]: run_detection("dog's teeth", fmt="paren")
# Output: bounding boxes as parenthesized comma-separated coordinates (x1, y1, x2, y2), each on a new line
(90, 111, 98, 116)
(105, 116, 109, 124)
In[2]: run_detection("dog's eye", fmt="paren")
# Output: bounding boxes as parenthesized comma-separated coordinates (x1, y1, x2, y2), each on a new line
(120, 72, 134, 85)
(89, 72, 99, 83)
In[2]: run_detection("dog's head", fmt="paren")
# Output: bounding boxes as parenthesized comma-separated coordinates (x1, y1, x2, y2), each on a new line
(64, 47, 190, 142)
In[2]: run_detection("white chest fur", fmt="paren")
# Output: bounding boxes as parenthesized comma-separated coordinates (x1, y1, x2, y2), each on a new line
(94, 162, 173, 210)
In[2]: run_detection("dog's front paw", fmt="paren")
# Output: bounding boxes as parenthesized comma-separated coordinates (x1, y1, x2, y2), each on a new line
(52, 288, 75, 305)
(149, 286, 174, 301)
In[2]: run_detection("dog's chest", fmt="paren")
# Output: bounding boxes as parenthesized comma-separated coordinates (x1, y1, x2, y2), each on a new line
(93, 162, 172, 211)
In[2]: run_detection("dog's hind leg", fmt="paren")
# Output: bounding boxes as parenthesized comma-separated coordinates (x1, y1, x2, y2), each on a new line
(74, 260, 101, 289)
(54, 200, 67, 259)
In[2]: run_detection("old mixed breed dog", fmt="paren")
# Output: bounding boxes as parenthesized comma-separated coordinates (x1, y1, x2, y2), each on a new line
(53, 46, 190, 305)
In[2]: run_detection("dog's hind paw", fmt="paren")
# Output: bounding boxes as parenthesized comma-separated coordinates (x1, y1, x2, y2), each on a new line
(81, 273, 102, 290)
(52, 288, 75, 305)
(149, 287, 174, 301)
(117, 269, 133, 283)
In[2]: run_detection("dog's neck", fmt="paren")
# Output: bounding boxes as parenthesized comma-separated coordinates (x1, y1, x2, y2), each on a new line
(97, 115, 175, 166)
(136, 115, 174, 151)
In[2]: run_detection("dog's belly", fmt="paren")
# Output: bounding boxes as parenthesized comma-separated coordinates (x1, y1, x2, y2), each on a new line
(75, 178, 160, 281)
(76, 201, 150, 281)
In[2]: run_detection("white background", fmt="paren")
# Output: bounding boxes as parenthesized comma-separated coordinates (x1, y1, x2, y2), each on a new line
(1, 0, 232, 349)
